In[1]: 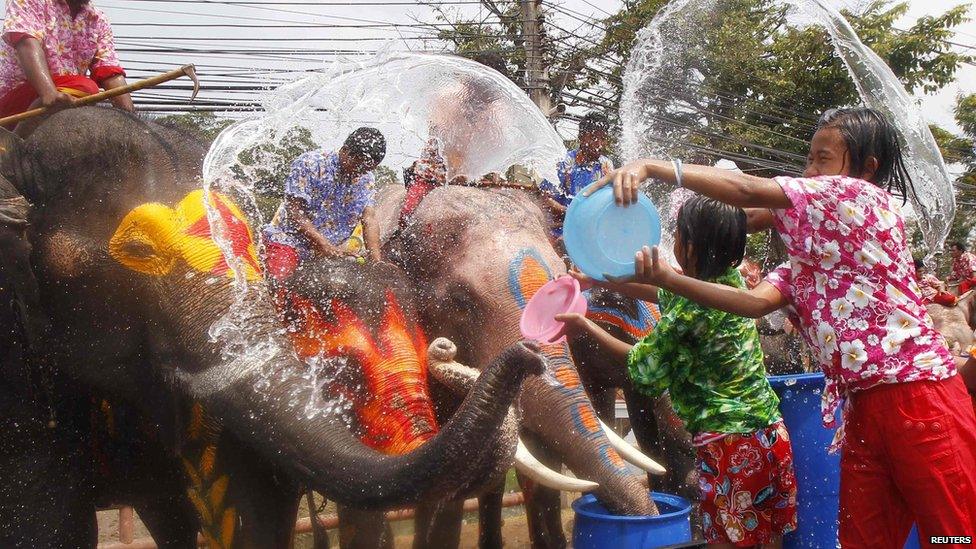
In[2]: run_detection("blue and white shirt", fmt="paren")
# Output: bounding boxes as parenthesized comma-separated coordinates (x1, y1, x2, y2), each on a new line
(262, 149, 376, 259)
(539, 148, 613, 236)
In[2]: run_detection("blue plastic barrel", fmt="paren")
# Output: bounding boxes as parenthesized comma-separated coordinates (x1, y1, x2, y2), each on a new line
(770, 373, 921, 548)
(769, 373, 839, 548)
(572, 492, 692, 549)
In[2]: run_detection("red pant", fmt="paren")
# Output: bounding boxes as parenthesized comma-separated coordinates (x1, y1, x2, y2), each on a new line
(262, 241, 299, 281)
(0, 74, 99, 129)
(960, 278, 976, 294)
(932, 292, 958, 307)
(840, 376, 976, 548)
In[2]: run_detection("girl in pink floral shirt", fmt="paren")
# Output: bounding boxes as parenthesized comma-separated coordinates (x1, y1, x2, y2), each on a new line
(586, 108, 976, 547)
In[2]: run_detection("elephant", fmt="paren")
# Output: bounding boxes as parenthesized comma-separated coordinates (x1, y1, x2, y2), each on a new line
(0, 107, 547, 546)
(567, 288, 698, 502)
(377, 184, 669, 547)
(927, 290, 976, 353)
(280, 257, 601, 548)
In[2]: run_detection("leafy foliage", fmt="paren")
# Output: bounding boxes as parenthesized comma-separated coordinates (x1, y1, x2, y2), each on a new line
(430, 0, 970, 174)
(932, 95, 976, 253)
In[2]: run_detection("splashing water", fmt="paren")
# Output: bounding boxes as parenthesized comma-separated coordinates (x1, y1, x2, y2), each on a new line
(204, 51, 564, 189)
(621, 0, 955, 259)
(199, 51, 566, 415)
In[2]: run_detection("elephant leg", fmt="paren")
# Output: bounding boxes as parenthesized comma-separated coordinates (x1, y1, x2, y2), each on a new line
(0, 391, 96, 549)
(181, 429, 300, 549)
(622, 387, 663, 490)
(516, 431, 567, 549)
(478, 483, 505, 549)
(585, 384, 616, 425)
(412, 498, 463, 549)
(338, 506, 393, 549)
(652, 394, 697, 500)
(135, 494, 199, 549)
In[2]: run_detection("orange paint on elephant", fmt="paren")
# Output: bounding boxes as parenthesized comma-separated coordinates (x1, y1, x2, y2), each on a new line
(517, 254, 551, 303)
(287, 292, 438, 455)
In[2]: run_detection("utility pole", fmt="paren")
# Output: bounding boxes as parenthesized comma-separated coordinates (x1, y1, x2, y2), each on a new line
(521, 0, 551, 114)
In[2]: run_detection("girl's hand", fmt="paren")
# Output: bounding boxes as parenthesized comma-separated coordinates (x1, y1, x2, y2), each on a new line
(567, 269, 598, 290)
(581, 160, 652, 205)
(635, 245, 676, 285)
(552, 312, 592, 342)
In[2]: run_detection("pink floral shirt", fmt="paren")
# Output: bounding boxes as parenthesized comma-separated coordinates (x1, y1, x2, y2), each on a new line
(951, 251, 976, 283)
(0, 0, 123, 97)
(917, 273, 944, 302)
(765, 176, 955, 449)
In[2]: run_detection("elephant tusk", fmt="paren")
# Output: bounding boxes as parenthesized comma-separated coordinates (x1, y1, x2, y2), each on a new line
(515, 438, 599, 492)
(597, 419, 667, 476)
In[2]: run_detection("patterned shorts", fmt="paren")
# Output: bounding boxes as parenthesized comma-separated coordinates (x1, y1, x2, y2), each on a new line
(696, 420, 798, 546)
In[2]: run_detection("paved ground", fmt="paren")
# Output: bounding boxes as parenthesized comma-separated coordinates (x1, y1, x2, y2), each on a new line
(97, 504, 577, 548)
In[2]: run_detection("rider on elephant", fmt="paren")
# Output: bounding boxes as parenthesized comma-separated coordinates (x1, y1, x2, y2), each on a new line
(0, 0, 133, 135)
(538, 110, 614, 239)
(949, 240, 976, 295)
(262, 127, 387, 286)
(916, 258, 957, 307)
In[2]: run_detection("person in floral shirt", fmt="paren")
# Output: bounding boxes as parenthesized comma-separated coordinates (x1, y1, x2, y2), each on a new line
(0, 0, 132, 134)
(560, 197, 796, 547)
(915, 258, 957, 306)
(538, 111, 614, 238)
(262, 127, 386, 282)
(949, 241, 976, 294)
(586, 107, 976, 547)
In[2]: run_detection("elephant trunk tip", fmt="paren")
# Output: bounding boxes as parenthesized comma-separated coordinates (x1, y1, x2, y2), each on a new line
(504, 342, 546, 376)
(428, 337, 457, 363)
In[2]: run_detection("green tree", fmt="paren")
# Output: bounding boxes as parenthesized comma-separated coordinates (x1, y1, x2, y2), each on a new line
(155, 111, 234, 143)
(429, 0, 969, 173)
(932, 95, 976, 251)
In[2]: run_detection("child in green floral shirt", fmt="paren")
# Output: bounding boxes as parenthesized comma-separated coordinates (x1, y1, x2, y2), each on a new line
(559, 196, 796, 548)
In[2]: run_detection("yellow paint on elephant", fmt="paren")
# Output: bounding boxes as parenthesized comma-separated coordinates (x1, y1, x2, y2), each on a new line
(110, 190, 262, 280)
(181, 403, 238, 549)
(346, 223, 365, 254)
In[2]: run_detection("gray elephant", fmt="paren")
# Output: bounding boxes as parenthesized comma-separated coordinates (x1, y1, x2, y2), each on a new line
(378, 184, 672, 547)
(927, 291, 976, 353)
(0, 107, 545, 547)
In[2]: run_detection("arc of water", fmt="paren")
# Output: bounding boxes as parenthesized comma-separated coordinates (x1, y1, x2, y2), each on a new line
(621, 0, 956, 258)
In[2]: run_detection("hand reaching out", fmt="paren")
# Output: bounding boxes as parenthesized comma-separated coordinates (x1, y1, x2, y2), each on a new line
(634, 245, 676, 286)
(551, 312, 592, 343)
(581, 160, 651, 205)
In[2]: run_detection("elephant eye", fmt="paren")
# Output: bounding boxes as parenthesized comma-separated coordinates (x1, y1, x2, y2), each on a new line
(121, 240, 157, 259)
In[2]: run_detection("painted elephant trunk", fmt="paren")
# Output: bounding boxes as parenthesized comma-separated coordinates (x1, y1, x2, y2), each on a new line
(201, 332, 544, 508)
(525, 344, 656, 515)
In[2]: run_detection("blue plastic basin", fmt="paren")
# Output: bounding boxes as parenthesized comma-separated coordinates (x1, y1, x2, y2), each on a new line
(572, 491, 692, 549)
(770, 373, 920, 548)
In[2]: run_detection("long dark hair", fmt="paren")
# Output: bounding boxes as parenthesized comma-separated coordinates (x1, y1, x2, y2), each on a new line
(817, 107, 915, 202)
(676, 196, 747, 281)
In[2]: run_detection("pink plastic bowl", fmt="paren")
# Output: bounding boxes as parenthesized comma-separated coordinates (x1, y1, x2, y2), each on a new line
(520, 276, 588, 344)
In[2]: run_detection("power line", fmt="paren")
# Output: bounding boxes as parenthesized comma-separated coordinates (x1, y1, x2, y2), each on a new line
(121, 0, 482, 4)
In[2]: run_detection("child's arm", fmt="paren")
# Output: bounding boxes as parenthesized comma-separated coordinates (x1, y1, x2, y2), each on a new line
(583, 159, 793, 210)
(635, 245, 788, 319)
(553, 313, 633, 362)
(567, 270, 659, 303)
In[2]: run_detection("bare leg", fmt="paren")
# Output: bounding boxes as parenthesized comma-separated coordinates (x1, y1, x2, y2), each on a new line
(760, 536, 784, 549)
(13, 97, 47, 138)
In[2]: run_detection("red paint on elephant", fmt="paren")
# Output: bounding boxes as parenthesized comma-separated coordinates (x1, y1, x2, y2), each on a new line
(287, 292, 439, 455)
(184, 192, 262, 277)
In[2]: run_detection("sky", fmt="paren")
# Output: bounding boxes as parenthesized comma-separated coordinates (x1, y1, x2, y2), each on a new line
(3, 0, 974, 133)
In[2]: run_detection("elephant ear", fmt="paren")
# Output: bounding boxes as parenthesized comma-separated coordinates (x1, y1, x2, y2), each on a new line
(0, 127, 28, 197)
